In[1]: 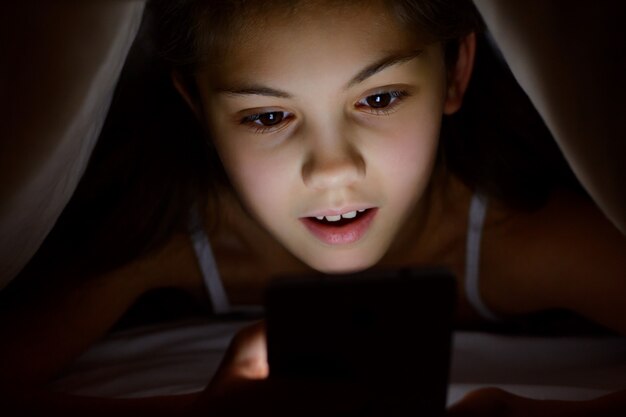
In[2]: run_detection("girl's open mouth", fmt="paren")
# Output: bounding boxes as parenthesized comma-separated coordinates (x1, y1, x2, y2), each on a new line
(300, 208, 377, 245)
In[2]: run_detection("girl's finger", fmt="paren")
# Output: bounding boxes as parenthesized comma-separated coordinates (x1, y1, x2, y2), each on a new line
(213, 321, 269, 386)
(447, 387, 515, 416)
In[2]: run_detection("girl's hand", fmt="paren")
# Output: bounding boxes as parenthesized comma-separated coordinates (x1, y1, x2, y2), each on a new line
(185, 321, 362, 417)
(448, 388, 553, 417)
(189, 325, 626, 416)
(447, 387, 625, 417)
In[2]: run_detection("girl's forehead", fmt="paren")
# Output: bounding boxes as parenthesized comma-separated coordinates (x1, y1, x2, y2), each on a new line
(228, 0, 395, 34)
(201, 1, 428, 86)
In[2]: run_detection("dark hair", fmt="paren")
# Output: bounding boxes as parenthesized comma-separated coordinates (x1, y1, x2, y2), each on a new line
(441, 34, 584, 210)
(17, 0, 582, 284)
(152, 0, 483, 78)
(151, 0, 581, 209)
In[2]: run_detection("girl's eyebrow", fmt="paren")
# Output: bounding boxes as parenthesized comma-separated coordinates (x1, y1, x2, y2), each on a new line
(215, 49, 424, 98)
(347, 49, 424, 88)
(217, 85, 291, 98)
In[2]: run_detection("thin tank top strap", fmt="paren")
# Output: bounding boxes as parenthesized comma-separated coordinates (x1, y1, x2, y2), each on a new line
(465, 193, 502, 322)
(188, 209, 231, 315)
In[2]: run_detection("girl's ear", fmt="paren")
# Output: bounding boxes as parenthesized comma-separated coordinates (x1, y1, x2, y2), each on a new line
(443, 32, 476, 115)
(172, 71, 203, 119)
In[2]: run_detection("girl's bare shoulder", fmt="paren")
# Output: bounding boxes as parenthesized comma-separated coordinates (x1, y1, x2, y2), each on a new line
(479, 190, 626, 332)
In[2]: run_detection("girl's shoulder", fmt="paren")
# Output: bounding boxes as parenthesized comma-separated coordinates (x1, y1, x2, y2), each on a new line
(205, 192, 313, 304)
(479, 189, 626, 331)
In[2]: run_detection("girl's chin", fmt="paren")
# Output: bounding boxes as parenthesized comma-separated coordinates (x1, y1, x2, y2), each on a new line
(301, 251, 382, 275)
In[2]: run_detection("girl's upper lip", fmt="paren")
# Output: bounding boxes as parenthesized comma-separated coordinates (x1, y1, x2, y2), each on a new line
(301, 206, 376, 218)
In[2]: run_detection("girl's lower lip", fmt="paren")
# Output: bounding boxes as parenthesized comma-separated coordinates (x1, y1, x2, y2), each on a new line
(300, 209, 377, 245)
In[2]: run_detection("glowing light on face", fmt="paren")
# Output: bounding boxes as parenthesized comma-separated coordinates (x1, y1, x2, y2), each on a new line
(196, 3, 450, 273)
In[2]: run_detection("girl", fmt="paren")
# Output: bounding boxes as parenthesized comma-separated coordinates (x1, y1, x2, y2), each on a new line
(1, 0, 624, 415)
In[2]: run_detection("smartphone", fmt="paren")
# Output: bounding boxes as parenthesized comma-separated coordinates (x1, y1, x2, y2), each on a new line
(264, 267, 456, 416)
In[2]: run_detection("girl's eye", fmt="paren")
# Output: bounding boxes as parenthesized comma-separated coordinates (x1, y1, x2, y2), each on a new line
(240, 111, 293, 132)
(366, 93, 392, 108)
(255, 111, 284, 126)
(356, 90, 409, 114)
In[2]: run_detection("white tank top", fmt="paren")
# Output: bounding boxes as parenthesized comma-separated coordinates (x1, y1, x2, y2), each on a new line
(189, 193, 502, 321)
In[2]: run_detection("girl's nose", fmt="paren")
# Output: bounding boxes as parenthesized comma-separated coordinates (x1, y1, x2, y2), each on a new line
(301, 135, 366, 190)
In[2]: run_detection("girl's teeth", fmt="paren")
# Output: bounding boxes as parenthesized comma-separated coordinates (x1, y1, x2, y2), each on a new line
(315, 210, 361, 222)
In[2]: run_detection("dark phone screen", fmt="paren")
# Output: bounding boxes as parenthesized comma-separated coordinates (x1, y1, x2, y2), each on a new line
(265, 267, 456, 416)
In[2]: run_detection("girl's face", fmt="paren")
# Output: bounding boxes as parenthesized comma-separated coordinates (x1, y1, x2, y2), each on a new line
(191, 3, 465, 273)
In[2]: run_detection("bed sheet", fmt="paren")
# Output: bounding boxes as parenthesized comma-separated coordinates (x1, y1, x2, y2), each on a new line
(49, 318, 626, 405)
